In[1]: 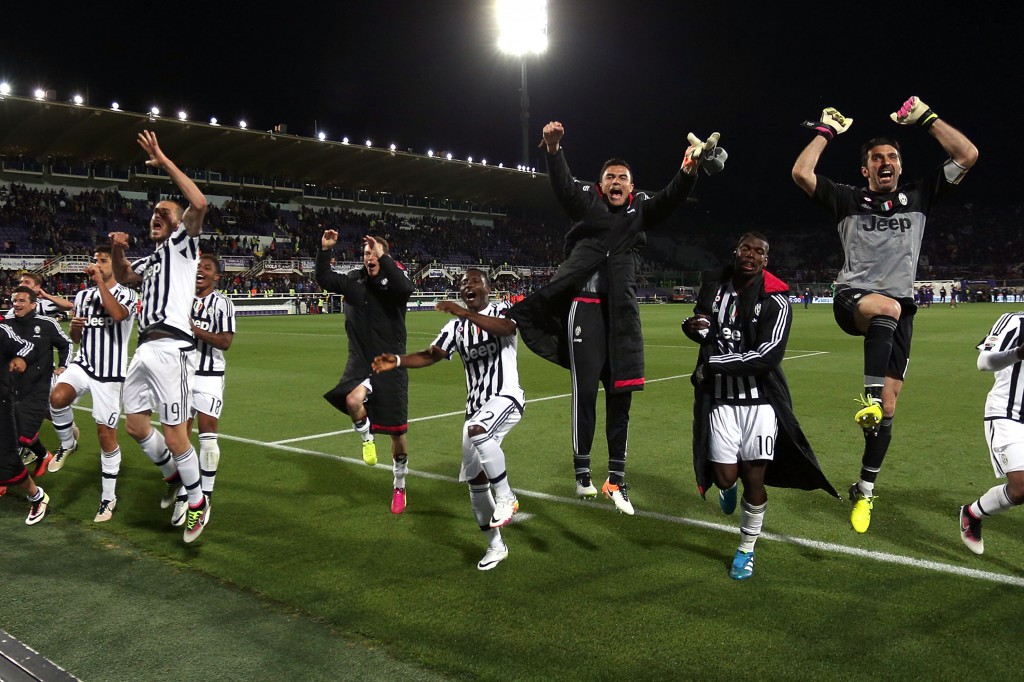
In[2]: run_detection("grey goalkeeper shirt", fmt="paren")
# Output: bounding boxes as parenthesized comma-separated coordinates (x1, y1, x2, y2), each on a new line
(812, 160, 961, 299)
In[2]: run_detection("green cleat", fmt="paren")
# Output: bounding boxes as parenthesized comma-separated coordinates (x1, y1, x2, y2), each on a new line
(849, 483, 875, 533)
(362, 439, 377, 467)
(854, 393, 882, 432)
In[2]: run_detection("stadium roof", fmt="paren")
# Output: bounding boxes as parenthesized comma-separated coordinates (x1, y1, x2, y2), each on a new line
(0, 95, 562, 215)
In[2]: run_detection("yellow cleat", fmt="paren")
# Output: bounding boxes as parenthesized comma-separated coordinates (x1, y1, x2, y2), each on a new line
(854, 394, 882, 432)
(849, 483, 874, 533)
(362, 439, 377, 467)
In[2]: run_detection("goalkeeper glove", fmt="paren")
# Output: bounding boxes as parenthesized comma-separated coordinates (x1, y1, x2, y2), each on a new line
(801, 107, 852, 141)
(682, 132, 721, 174)
(890, 96, 939, 130)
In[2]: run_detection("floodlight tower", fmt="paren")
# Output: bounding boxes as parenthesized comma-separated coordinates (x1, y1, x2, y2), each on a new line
(497, 0, 547, 168)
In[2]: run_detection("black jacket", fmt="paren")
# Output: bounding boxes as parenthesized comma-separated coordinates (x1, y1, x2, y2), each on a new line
(3, 311, 71, 401)
(684, 267, 839, 498)
(315, 249, 413, 382)
(509, 148, 695, 392)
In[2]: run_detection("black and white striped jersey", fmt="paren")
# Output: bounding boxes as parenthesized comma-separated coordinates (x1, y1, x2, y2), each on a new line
(131, 223, 199, 338)
(431, 301, 524, 415)
(191, 290, 236, 376)
(978, 312, 1024, 421)
(706, 283, 791, 404)
(71, 283, 137, 382)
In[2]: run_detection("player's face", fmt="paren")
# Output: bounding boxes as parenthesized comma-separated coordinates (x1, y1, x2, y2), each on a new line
(733, 237, 768, 280)
(18, 275, 40, 293)
(196, 258, 220, 294)
(150, 201, 180, 241)
(363, 244, 380, 277)
(599, 165, 634, 207)
(861, 145, 902, 192)
(459, 271, 490, 312)
(11, 292, 34, 317)
(93, 252, 114, 282)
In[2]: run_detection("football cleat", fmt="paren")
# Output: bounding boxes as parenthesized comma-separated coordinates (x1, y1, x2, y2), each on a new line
(575, 475, 598, 499)
(959, 505, 984, 555)
(849, 483, 875, 533)
(26, 492, 50, 525)
(602, 479, 635, 515)
(160, 476, 181, 509)
(489, 494, 520, 528)
(94, 498, 117, 523)
(362, 439, 377, 467)
(31, 452, 54, 478)
(854, 393, 883, 432)
(183, 499, 210, 543)
(48, 441, 78, 473)
(0, 486, 6, 497)
(729, 549, 755, 580)
(477, 543, 509, 571)
(719, 483, 738, 515)
(171, 490, 188, 527)
(391, 487, 407, 515)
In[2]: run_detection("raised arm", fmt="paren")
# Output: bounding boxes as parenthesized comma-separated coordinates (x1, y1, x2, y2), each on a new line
(137, 130, 208, 237)
(85, 265, 130, 323)
(108, 231, 144, 285)
(889, 96, 979, 172)
(793, 107, 853, 197)
(436, 300, 517, 336)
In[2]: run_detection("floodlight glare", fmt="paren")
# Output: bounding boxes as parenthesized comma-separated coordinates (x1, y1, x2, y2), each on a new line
(318, 132, 326, 141)
(496, 0, 548, 55)
(446, 153, 453, 160)
(428, 150, 435, 157)
(365, 139, 372, 147)
(342, 137, 349, 144)
(210, 117, 219, 125)
(0, 83, 11, 96)
(34, 88, 46, 100)
(150, 106, 160, 116)
(111, 102, 120, 110)
(178, 111, 188, 121)
(481, 159, 487, 166)
(389, 143, 397, 151)
(467, 156, 474, 163)
(239, 120, 247, 129)
(72, 94, 84, 105)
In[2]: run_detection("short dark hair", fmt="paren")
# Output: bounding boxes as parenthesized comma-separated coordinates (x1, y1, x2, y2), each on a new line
(737, 231, 770, 254)
(860, 137, 902, 167)
(200, 253, 222, 273)
(13, 285, 36, 302)
(94, 245, 112, 256)
(599, 158, 633, 184)
(463, 267, 490, 286)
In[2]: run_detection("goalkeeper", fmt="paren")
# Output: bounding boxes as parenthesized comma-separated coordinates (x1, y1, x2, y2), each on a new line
(792, 97, 978, 534)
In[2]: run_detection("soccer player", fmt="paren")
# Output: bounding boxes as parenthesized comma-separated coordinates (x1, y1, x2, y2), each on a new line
(958, 312, 1024, 555)
(683, 233, 837, 580)
(317, 230, 414, 514)
(0, 321, 51, 523)
(170, 254, 236, 527)
(47, 245, 138, 523)
(373, 268, 523, 570)
(4, 272, 73, 318)
(792, 96, 978, 533)
(509, 120, 720, 514)
(109, 129, 210, 543)
(5, 286, 72, 473)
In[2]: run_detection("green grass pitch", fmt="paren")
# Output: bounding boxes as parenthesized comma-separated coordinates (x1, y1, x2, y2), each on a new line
(2, 301, 1022, 680)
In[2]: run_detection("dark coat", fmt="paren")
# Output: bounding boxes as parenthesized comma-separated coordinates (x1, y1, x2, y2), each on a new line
(685, 267, 839, 498)
(509, 148, 695, 393)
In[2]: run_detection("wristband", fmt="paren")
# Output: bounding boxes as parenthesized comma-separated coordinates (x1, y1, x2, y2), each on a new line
(395, 355, 402, 367)
(918, 109, 938, 130)
(801, 120, 835, 141)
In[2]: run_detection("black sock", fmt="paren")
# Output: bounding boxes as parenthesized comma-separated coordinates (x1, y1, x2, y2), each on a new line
(860, 417, 893, 482)
(864, 316, 897, 391)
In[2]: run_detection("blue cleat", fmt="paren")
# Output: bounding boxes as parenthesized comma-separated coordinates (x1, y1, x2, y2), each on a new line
(729, 549, 755, 580)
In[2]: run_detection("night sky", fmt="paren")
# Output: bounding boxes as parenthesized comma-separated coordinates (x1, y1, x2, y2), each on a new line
(1, 1, 1017, 228)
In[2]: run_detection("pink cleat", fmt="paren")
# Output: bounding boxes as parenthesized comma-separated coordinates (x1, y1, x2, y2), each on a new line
(391, 488, 407, 515)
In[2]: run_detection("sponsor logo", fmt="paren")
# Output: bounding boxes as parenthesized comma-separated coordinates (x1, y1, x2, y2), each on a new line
(84, 316, 117, 327)
(861, 216, 912, 233)
(465, 339, 499, 360)
(721, 327, 742, 341)
(143, 262, 162, 279)
(575, 326, 581, 337)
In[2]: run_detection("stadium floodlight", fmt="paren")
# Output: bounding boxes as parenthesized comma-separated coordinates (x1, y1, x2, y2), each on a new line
(467, 156, 473, 164)
(72, 94, 84, 106)
(149, 106, 160, 116)
(111, 102, 120, 110)
(239, 120, 247, 129)
(446, 152, 453, 160)
(365, 139, 372, 147)
(178, 111, 188, 121)
(427, 149, 435, 157)
(318, 131, 326, 141)
(496, 0, 547, 167)
(33, 88, 46, 100)
(342, 137, 349, 144)
(210, 117, 219, 126)
(389, 143, 397, 152)
(0, 82, 11, 96)
(481, 158, 487, 166)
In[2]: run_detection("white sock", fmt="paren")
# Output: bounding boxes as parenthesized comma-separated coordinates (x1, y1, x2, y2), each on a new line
(470, 432, 512, 498)
(469, 484, 502, 548)
(738, 499, 767, 553)
(858, 480, 875, 497)
(393, 454, 408, 489)
(198, 433, 220, 496)
(172, 446, 204, 506)
(138, 430, 176, 479)
(354, 418, 373, 442)
(100, 448, 120, 501)
(50, 405, 77, 449)
(971, 484, 1015, 518)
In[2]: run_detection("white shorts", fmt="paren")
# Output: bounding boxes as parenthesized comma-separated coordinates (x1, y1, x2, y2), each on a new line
(191, 374, 226, 419)
(54, 363, 124, 427)
(708, 403, 778, 464)
(984, 419, 1024, 476)
(123, 339, 197, 426)
(459, 396, 522, 482)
